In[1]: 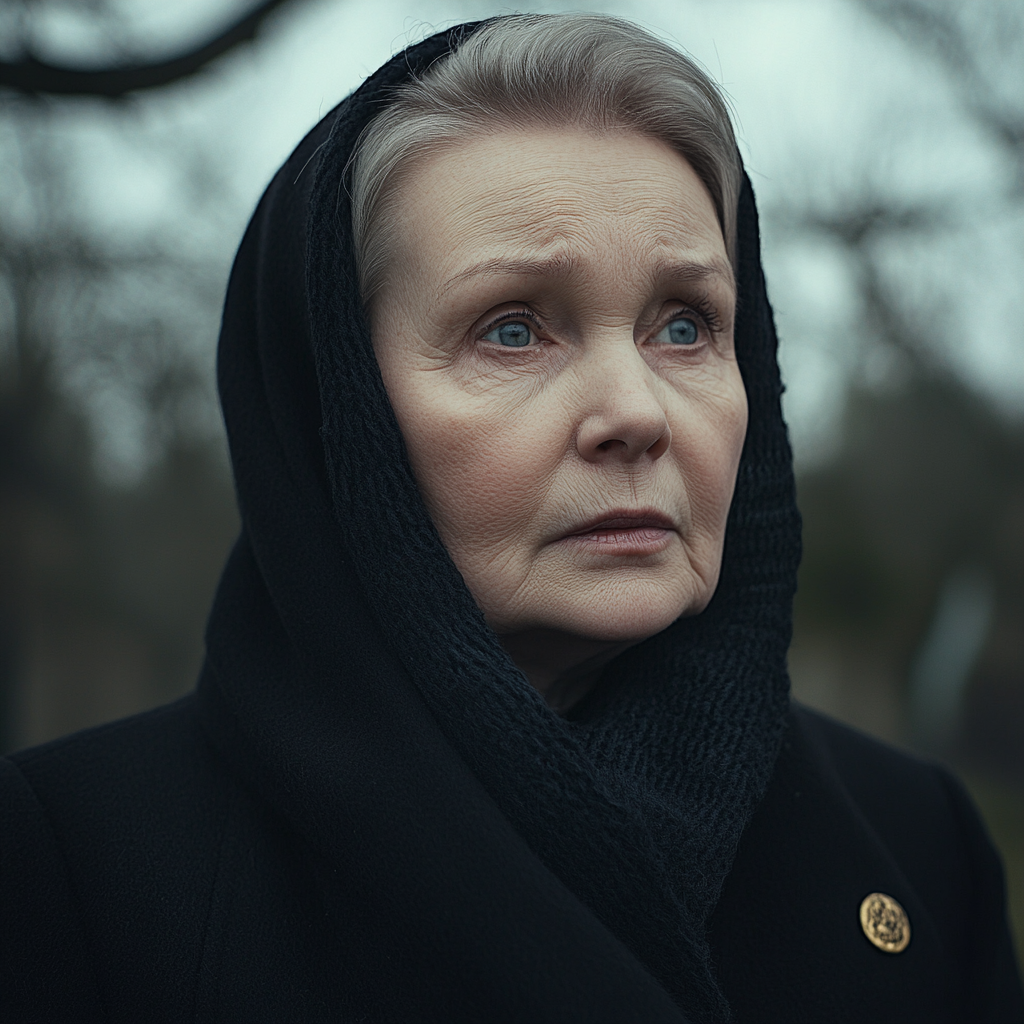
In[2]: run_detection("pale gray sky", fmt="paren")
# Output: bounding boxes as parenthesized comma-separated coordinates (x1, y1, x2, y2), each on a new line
(8, 0, 1023, 473)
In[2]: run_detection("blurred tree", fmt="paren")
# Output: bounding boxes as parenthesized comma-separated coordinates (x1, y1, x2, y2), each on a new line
(0, 93, 239, 750)
(776, 0, 1023, 756)
(791, 371, 1023, 752)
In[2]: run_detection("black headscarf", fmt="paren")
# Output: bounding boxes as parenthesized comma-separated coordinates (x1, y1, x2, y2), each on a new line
(197, 20, 800, 1024)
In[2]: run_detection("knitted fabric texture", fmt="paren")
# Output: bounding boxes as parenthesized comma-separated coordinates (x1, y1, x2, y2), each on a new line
(300, 22, 801, 1024)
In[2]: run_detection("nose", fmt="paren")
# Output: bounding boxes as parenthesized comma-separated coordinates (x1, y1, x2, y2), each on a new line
(574, 343, 671, 465)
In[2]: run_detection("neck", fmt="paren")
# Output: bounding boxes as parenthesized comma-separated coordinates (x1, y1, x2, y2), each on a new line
(497, 629, 631, 714)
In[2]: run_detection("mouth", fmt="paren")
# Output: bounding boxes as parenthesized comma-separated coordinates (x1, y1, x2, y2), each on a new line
(558, 508, 676, 555)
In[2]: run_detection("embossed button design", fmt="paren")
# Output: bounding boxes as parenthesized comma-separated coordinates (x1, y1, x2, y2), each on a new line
(860, 892, 911, 953)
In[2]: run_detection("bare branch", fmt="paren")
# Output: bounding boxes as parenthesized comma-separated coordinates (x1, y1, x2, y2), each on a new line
(861, 0, 1024, 169)
(768, 194, 957, 369)
(0, 0, 303, 98)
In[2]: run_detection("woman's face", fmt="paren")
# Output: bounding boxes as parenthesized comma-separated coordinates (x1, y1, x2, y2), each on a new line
(372, 128, 746, 669)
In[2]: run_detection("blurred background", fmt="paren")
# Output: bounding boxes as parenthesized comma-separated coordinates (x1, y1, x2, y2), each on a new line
(1, 0, 1021, 966)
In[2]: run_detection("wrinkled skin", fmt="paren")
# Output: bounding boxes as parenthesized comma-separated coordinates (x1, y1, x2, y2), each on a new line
(372, 129, 747, 710)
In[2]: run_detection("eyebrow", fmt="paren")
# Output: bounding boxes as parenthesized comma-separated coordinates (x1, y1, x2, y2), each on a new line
(439, 252, 735, 296)
(654, 256, 736, 293)
(439, 253, 580, 296)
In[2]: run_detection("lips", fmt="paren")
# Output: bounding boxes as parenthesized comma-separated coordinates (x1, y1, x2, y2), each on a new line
(564, 509, 675, 537)
(556, 509, 676, 556)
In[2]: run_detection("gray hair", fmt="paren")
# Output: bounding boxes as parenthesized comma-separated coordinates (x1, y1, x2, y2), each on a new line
(349, 13, 742, 307)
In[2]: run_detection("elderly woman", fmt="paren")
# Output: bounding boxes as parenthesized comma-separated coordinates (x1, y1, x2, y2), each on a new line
(2, 14, 1021, 1024)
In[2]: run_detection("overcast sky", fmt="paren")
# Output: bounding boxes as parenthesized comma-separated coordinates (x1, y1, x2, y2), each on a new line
(11, 0, 1024, 472)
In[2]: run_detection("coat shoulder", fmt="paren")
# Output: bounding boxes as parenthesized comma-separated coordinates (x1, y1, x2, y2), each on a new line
(791, 702, 973, 854)
(2, 697, 241, 1023)
(8, 696, 233, 885)
(9, 696, 225, 823)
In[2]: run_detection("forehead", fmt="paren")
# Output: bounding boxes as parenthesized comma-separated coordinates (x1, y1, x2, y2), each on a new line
(390, 128, 732, 294)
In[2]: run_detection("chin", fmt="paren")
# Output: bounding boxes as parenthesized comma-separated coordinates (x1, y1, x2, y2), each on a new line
(536, 578, 711, 645)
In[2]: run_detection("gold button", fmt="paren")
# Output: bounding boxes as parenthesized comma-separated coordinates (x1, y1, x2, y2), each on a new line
(860, 892, 911, 953)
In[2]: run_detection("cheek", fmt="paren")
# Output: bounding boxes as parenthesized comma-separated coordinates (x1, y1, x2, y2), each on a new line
(668, 370, 748, 556)
(386, 373, 561, 558)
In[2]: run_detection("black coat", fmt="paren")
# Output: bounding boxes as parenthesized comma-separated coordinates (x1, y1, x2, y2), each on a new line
(2, 20, 1021, 1023)
(2, 697, 1021, 1022)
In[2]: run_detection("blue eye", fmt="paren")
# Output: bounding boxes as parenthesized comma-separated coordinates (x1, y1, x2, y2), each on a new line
(485, 321, 533, 347)
(661, 317, 699, 346)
